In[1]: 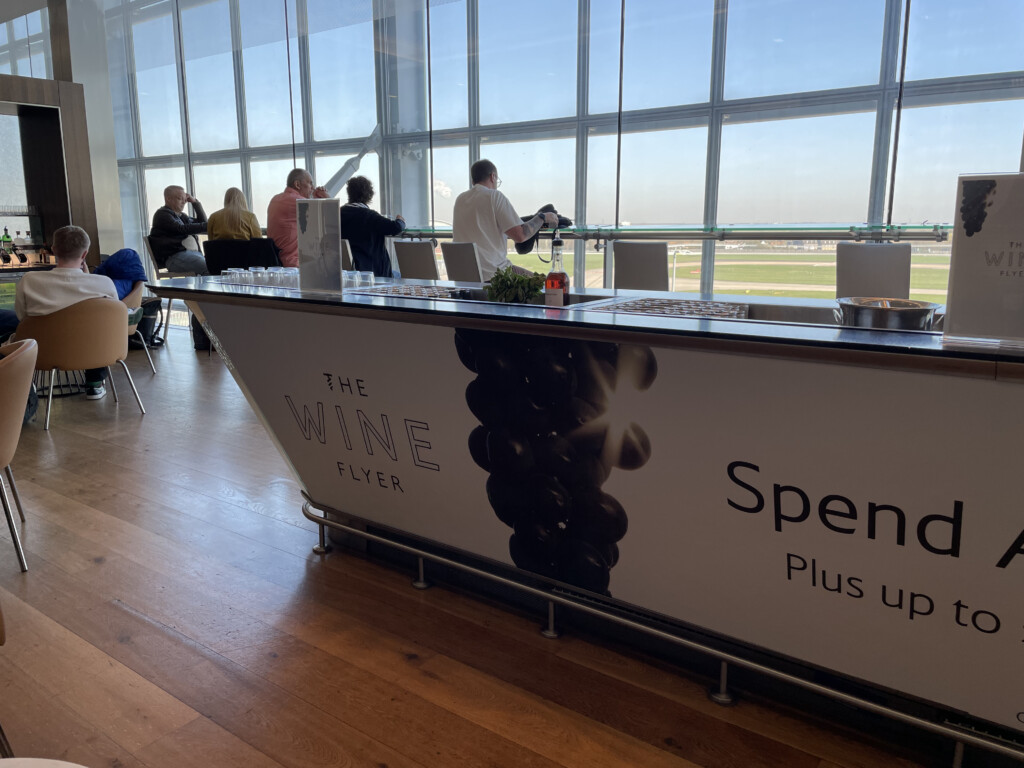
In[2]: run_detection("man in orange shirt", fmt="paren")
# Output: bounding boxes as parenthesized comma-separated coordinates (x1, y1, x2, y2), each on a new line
(266, 168, 329, 267)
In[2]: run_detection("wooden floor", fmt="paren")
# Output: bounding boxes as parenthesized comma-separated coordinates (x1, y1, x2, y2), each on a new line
(0, 329, 935, 768)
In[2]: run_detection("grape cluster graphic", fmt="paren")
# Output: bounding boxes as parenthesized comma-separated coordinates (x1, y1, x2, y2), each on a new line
(455, 328, 657, 595)
(959, 179, 997, 238)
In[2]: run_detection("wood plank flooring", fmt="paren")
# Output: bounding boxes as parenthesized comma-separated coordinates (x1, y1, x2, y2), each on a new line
(0, 330, 939, 768)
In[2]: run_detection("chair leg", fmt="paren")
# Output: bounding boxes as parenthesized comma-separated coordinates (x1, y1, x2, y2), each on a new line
(0, 716, 14, 757)
(43, 367, 56, 431)
(5, 465, 24, 523)
(1, 478, 28, 572)
(116, 360, 146, 415)
(134, 330, 157, 373)
(107, 365, 119, 403)
(159, 298, 173, 343)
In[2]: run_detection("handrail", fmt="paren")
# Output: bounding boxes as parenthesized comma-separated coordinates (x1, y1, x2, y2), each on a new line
(401, 224, 949, 243)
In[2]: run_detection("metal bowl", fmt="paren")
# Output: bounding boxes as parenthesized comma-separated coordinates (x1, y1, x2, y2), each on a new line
(835, 297, 941, 331)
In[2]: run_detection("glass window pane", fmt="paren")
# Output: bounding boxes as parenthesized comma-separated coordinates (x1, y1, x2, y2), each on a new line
(181, 0, 238, 152)
(118, 166, 146, 256)
(585, 132, 617, 226)
(306, 0, 377, 140)
(478, 0, 577, 124)
(479, 137, 577, 223)
(29, 51, 45, 79)
(12, 17, 27, 40)
(192, 163, 244, 220)
(143, 166, 187, 228)
(240, 0, 303, 148)
(588, 0, 621, 115)
(105, 11, 136, 159)
(906, 2, 1024, 81)
(619, 126, 707, 226)
(711, 240, 836, 298)
(430, 145, 468, 228)
(249, 157, 296, 223)
(428, 0, 467, 130)
(889, 99, 1024, 226)
(0, 59, 10, 75)
(0, 115, 28, 209)
(0, 23, 7, 46)
(315, 152, 380, 207)
(717, 112, 876, 226)
(26, 10, 43, 36)
(724, 0, 884, 100)
(133, 4, 183, 156)
(620, 1, 713, 111)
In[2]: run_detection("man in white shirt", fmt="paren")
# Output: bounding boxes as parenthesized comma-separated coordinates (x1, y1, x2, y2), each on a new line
(452, 159, 558, 281)
(15, 225, 122, 400)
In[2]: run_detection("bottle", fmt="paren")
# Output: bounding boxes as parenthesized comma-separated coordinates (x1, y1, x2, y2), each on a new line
(544, 233, 569, 307)
(0, 227, 10, 254)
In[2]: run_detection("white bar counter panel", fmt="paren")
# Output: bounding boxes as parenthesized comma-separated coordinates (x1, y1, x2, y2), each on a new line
(151, 276, 1024, 748)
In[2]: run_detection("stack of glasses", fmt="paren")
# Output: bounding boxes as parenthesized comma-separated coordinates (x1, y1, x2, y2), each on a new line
(218, 266, 300, 288)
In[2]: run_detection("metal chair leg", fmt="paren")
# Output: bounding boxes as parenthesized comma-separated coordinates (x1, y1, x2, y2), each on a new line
(0, 717, 14, 757)
(134, 330, 157, 373)
(5, 465, 24, 523)
(116, 360, 146, 415)
(1, 478, 27, 572)
(43, 367, 56, 431)
(107, 365, 119, 403)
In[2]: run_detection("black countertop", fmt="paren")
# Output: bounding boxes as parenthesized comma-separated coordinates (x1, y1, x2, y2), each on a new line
(149, 276, 1024, 367)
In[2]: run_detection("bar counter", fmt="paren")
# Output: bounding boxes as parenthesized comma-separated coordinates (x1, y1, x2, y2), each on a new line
(152, 276, 1024, 757)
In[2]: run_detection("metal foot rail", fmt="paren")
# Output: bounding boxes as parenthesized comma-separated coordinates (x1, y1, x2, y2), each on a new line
(302, 499, 1024, 764)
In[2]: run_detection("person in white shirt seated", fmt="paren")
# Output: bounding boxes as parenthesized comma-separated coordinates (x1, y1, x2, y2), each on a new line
(14, 224, 122, 401)
(452, 159, 558, 281)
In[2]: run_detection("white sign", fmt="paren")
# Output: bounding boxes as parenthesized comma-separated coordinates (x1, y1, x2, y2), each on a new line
(296, 198, 341, 291)
(201, 301, 1024, 734)
(945, 172, 1024, 344)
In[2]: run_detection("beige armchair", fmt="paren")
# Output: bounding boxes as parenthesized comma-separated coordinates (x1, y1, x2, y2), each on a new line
(0, 339, 37, 573)
(13, 299, 146, 430)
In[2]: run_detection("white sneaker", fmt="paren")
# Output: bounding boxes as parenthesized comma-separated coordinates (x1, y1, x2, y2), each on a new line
(85, 384, 106, 400)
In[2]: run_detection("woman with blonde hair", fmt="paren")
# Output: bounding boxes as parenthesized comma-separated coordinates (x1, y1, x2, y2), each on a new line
(207, 187, 262, 240)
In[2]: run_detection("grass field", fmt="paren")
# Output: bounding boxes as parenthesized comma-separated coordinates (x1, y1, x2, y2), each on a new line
(498, 249, 950, 302)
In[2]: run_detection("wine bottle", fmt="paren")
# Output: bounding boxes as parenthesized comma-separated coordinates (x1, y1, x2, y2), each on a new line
(544, 233, 569, 307)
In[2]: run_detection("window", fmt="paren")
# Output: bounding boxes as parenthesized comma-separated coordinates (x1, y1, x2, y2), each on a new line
(618, 125, 707, 226)
(480, 137, 577, 220)
(905, 1, 1024, 81)
(249, 157, 295, 222)
(143, 166, 187, 227)
(477, 0, 578, 124)
(306, 0, 377, 140)
(240, 0, 302, 148)
(315, 152, 380, 207)
(717, 112, 876, 226)
(724, 0, 885, 100)
(180, 0, 238, 152)
(192, 163, 243, 217)
(132, 4, 183, 157)
(0, 115, 28, 209)
(428, 0, 467, 130)
(430, 145, 468, 228)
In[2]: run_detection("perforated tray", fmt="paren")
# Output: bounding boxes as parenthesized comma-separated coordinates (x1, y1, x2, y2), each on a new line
(592, 297, 749, 319)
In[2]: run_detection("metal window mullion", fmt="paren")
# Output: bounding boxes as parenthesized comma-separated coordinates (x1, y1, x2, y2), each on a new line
(572, 0, 589, 288)
(296, 0, 314, 153)
(372, 0, 392, 213)
(866, 0, 905, 225)
(170, 0, 195, 193)
(467, 0, 480, 161)
(122, 2, 149, 235)
(229, 0, 249, 161)
(700, 0, 729, 296)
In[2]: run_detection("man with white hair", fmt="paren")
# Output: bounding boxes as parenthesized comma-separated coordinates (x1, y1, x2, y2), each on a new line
(149, 185, 208, 275)
(14, 225, 121, 400)
(266, 168, 329, 268)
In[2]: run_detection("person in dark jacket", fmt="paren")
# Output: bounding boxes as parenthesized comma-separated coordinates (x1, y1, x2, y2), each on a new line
(149, 185, 208, 274)
(338, 176, 405, 277)
(94, 248, 148, 299)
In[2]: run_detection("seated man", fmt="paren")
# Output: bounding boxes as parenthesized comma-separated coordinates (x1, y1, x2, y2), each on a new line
(14, 225, 122, 400)
(266, 168, 329, 268)
(452, 159, 557, 281)
(149, 185, 209, 275)
(339, 176, 405, 277)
